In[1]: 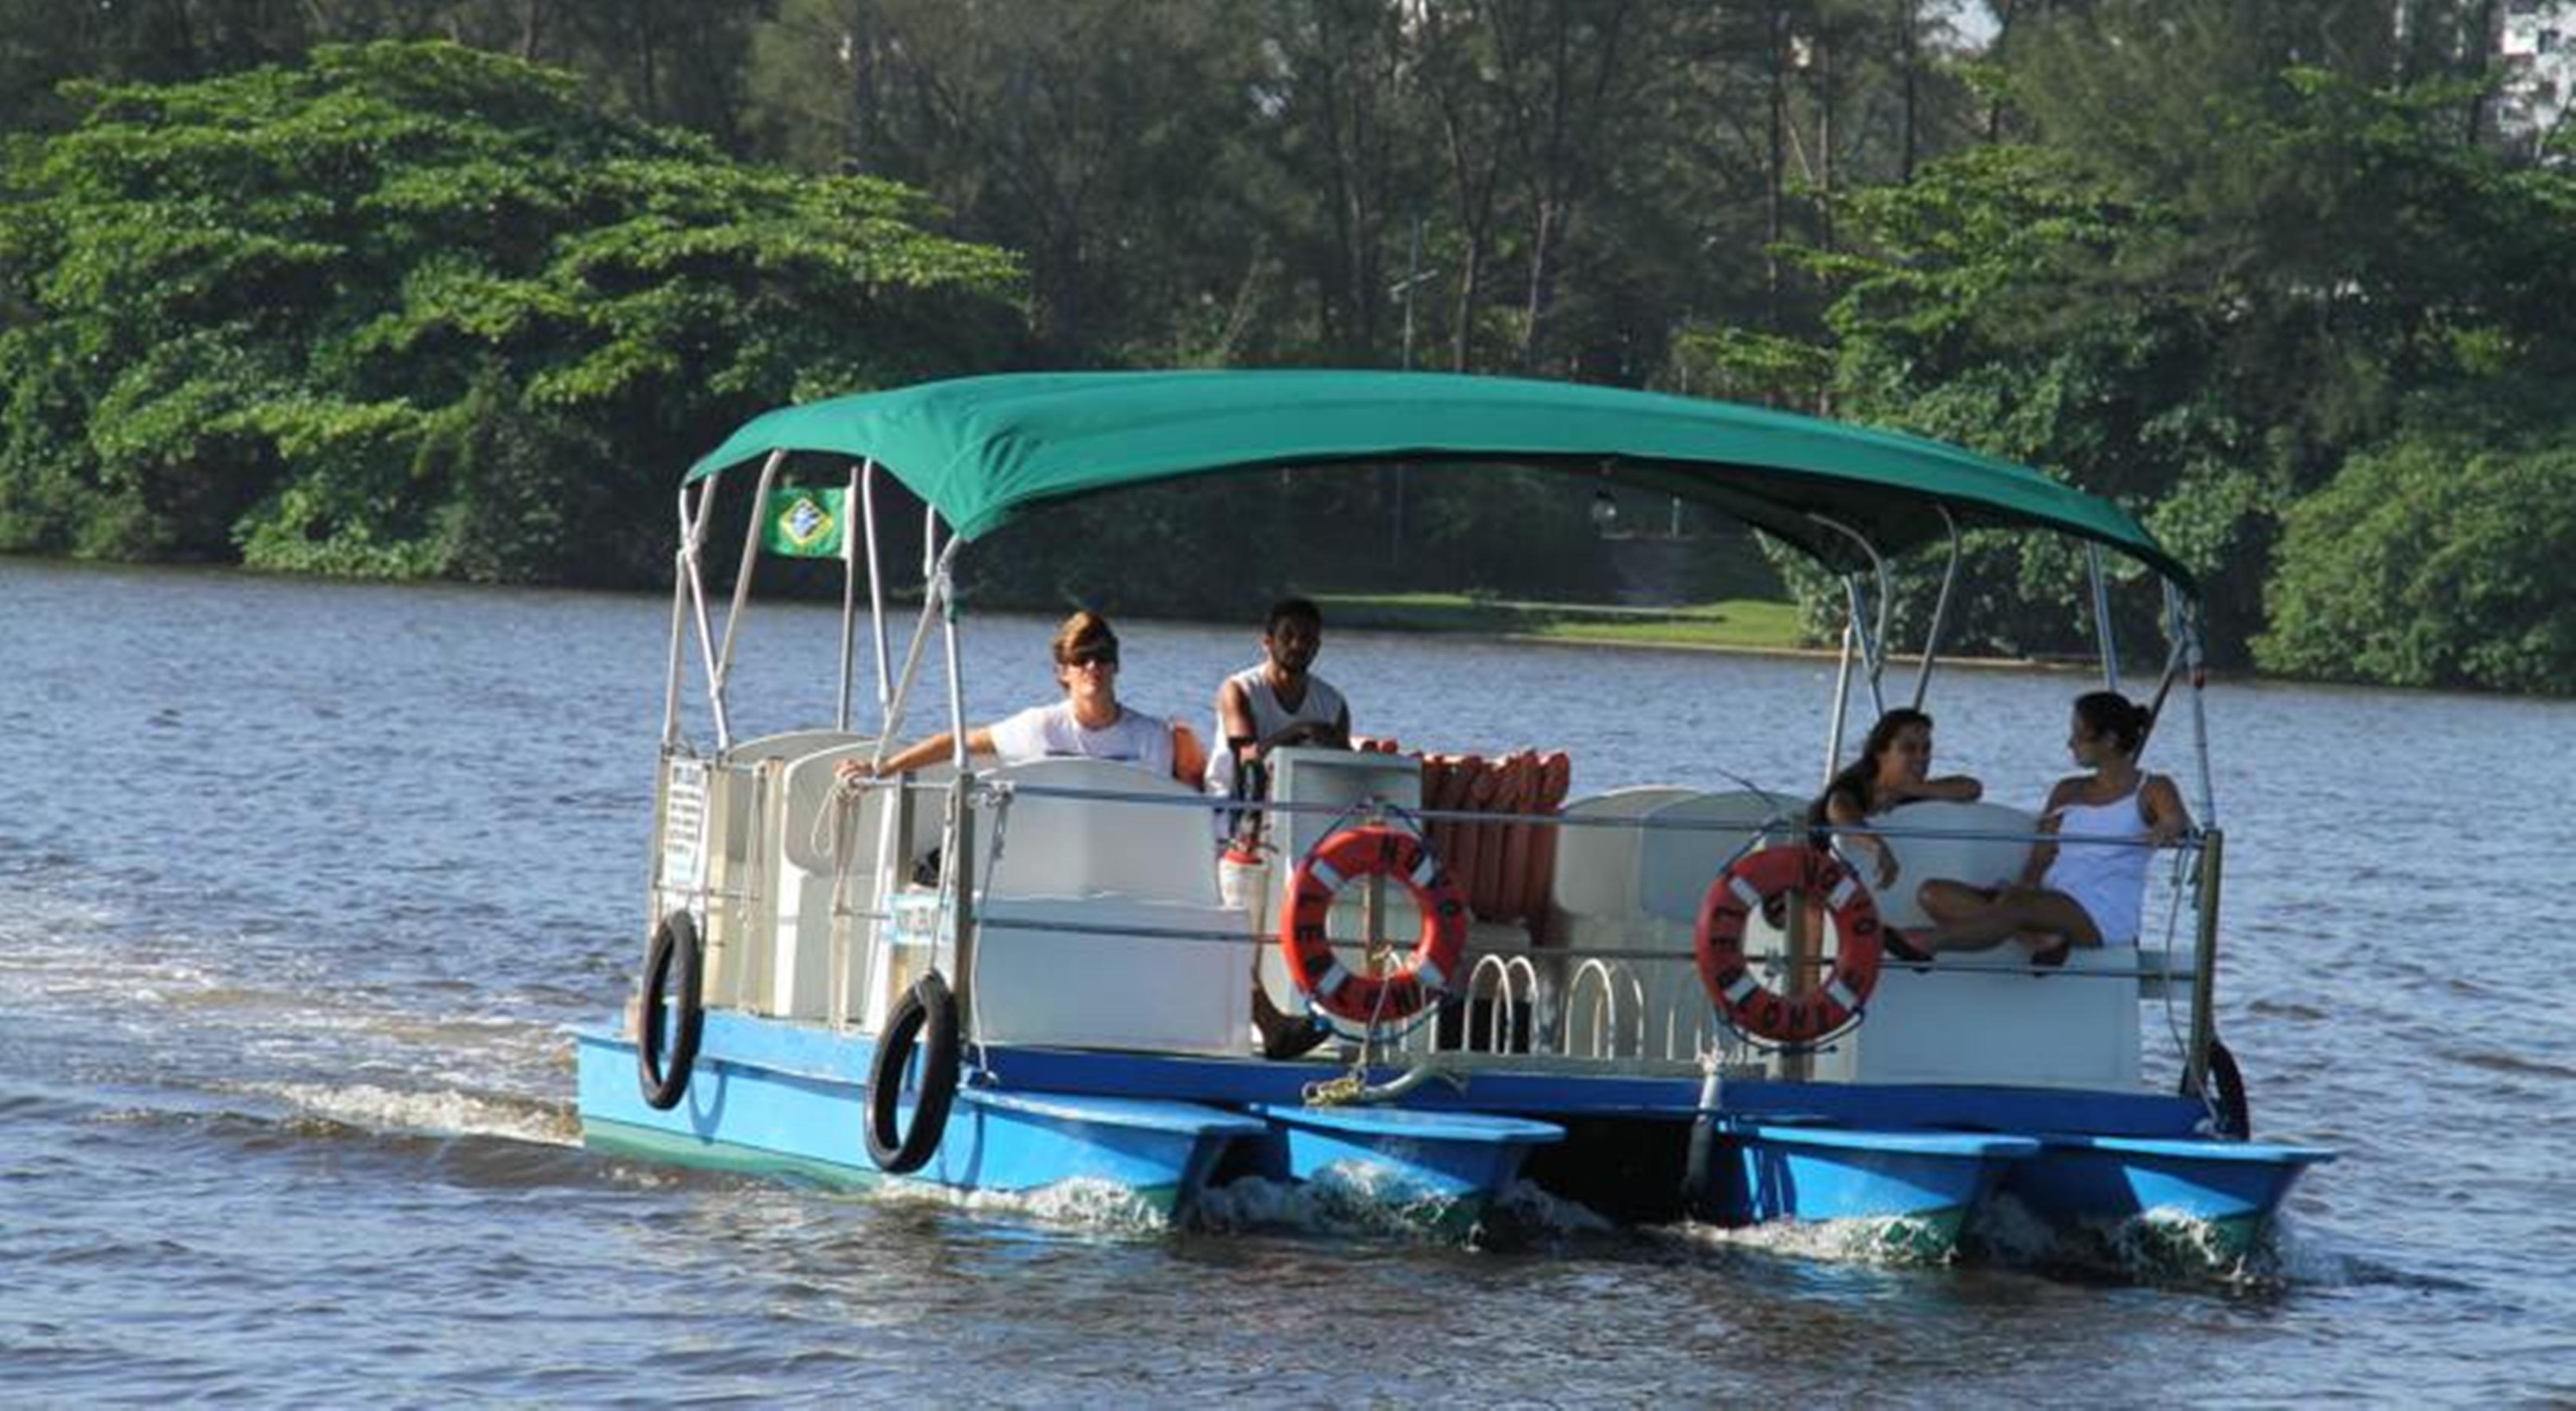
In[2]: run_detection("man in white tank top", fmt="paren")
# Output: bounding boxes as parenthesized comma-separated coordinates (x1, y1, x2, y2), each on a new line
(1210, 596, 1351, 788)
(1210, 598, 1351, 1059)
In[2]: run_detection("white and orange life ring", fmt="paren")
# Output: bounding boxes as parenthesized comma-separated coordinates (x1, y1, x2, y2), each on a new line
(1278, 825, 1468, 1025)
(1692, 846, 1884, 1044)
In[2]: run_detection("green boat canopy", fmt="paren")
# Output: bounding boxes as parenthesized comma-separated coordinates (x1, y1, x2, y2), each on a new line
(688, 370, 2194, 590)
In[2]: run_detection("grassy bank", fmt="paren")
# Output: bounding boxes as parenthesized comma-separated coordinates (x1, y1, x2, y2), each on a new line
(1313, 593, 1810, 652)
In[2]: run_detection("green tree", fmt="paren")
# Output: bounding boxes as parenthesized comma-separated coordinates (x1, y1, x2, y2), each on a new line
(2260, 429, 2576, 695)
(0, 40, 1022, 584)
(741, 0, 1275, 365)
(1742, 2, 2576, 665)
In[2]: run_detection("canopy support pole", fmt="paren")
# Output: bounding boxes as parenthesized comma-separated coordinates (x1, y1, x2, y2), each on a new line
(860, 459, 893, 733)
(2137, 580, 2190, 764)
(2088, 541, 2122, 694)
(1824, 610, 1856, 787)
(1910, 507, 1962, 710)
(1810, 514, 1890, 717)
(2180, 594, 2217, 829)
(680, 472, 733, 751)
(929, 534, 976, 1036)
(2185, 828, 2223, 1099)
(662, 481, 702, 751)
(708, 450, 786, 753)
(835, 460, 862, 733)
(869, 540, 950, 773)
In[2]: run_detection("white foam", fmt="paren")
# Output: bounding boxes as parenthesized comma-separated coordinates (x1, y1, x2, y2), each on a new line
(250, 1081, 579, 1147)
(1963, 1193, 2306, 1287)
(958, 1177, 1171, 1233)
(1190, 1173, 1608, 1243)
(1189, 1169, 1470, 1237)
(1672, 1212, 1961, 1266)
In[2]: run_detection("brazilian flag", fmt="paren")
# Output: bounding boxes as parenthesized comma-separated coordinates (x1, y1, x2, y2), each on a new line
(762, 486, 847, 558)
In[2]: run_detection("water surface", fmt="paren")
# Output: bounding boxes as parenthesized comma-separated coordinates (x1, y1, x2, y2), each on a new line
(4, 560, 2572, 1401)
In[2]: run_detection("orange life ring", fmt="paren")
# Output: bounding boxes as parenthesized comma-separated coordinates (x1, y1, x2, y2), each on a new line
(1279, 825, 1468, 1025)
(1692, 846, 1884, 1044)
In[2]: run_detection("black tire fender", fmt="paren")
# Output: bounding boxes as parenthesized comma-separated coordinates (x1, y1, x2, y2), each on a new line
(865, 971, 961, 1174)
(2185, 1033, 2252, 1140)
(637, 910, 705, 1111)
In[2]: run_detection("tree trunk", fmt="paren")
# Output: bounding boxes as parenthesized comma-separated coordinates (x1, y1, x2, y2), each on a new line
(635, 0, 661, 122)
(517, 0, 546, 60)
(1816, 14, 1834, 255)
(1765, 4, 1788, 329)
(1897, 0, 1918, 182)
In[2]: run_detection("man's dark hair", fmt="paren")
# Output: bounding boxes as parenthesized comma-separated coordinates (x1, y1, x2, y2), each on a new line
(1265, 596, 1324, 636)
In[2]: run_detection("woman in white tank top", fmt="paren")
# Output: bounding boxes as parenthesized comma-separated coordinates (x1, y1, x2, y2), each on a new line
(1894, 692, 2191, 969)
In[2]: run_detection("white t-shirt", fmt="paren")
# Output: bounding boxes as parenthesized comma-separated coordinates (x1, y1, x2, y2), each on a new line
(989, 700, 1175, 777)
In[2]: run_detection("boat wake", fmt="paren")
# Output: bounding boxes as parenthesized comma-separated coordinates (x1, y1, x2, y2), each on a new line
(952, 1179, 1174, 1234)
(244, 1079, 579, 1148)
(1668, 1214, 1963, 1268)
(1959, 1192, 2317, 1289)
(1191, 1174, 1615, 1246)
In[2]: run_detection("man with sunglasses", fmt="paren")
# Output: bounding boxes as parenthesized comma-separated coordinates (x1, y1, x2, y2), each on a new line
(836, 610, 1196, 782)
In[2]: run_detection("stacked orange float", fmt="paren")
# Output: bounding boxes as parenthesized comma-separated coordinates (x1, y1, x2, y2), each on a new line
(1412, 749, 1572, 934)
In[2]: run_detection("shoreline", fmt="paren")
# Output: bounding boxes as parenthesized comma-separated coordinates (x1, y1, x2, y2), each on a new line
(0, 551, 2425, 694)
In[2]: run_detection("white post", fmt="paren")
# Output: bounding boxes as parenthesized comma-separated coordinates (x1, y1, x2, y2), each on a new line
(710, 450, 787, 752)
(860, 459, 892, 732)
(2088, 541, 2122, 694)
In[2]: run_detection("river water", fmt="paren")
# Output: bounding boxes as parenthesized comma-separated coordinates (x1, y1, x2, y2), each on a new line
(5, 558, 2572, 1403)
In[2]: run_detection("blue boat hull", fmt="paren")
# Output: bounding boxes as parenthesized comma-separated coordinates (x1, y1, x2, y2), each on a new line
(1999, 1133, 2335, 1257)
(576, 1016, 1266, 1215)
(578, 1014, 1568, 1224)
(1243, 1103, 1564, 1232)
(1709, 1122, 2038, 1248)
(575, 1012, 2322, 1254)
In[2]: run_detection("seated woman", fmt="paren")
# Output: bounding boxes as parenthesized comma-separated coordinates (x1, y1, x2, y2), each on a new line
(1893, 692, 2190, 969)
(837, 610, 1201, 785)
(1810, 707, 1984, 891)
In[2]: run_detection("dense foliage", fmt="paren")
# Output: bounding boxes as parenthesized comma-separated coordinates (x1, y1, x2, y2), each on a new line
(2, 2, 2573, 689)
(2260, 430, 2576, 694)
(1754, 14, 2576, 669)
(0, 41, 1021, 583)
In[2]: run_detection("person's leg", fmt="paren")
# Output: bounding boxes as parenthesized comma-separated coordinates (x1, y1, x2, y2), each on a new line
(1923, 885, 2100, 957)
(1911, 881, 2021, 954)
(1917, 880, 1992, 930)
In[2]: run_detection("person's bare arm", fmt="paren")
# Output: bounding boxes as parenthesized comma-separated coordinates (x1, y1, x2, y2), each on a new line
(2141, 773, 2192, 846)
(1217, 677, 1258, 762)
(1170, 722, 1207, 784)
(1826, 787, 1898, 890)
(2020, 779, 2078, 886)
(1884, 773, 1982, 805)
(837, 727, 994, 781)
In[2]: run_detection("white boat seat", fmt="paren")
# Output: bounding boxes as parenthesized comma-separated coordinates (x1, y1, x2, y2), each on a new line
(725, 728, 868, 767)
(777, 742, 948, 877)
(972, 894, 1252, 1056)
(975, 758, 1222, 907)
(1548, 786, 1694, 927)
(1634, 789, 1799, 925)
(1540, 787, 1787, 1063)
(761, 740, 951, 1022)
(1864, 800, 2038, 932)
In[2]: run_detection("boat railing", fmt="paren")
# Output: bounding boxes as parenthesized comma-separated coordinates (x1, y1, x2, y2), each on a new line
(782, 765, 2215, 1081)
(646, 746, 791, 1014)
(1561, 958, 1645, 1060)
